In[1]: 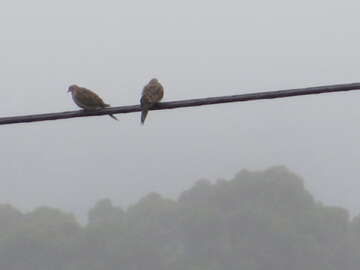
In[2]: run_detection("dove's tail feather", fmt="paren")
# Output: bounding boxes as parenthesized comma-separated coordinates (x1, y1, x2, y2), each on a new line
(108, 114, 118, 121)
(102, 104, 118, 120)
(141, 108, 149, 124)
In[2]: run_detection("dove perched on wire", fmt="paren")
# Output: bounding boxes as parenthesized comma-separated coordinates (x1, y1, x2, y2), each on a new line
(140, 78, 164, 124)
(68, 85, 118, 120)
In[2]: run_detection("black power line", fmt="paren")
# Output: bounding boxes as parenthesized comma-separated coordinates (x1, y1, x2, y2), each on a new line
(1, 82, 360, 126)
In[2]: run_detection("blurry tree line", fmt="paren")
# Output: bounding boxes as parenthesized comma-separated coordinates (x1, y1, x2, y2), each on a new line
(1, 166, 360, 270)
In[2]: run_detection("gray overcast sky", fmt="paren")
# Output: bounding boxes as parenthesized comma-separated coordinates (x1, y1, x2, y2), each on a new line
(1, 0, 360, 219)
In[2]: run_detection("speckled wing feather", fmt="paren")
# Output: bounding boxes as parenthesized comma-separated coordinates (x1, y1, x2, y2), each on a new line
(74, 87, 108, 109)
(140, 79, 164, 124)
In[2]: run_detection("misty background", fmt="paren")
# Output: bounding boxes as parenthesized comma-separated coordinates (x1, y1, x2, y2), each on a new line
(0, 0, 360, 220)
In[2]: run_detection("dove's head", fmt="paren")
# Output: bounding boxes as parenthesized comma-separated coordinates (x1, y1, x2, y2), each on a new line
(149, 78, 159, 84)
(68, 85, 79, 93)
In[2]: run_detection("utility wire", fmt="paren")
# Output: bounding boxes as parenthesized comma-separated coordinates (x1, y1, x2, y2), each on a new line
(0, 82, 359, 126)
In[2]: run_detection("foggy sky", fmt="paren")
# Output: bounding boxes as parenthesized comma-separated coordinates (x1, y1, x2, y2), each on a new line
(1, 0, 360, 219)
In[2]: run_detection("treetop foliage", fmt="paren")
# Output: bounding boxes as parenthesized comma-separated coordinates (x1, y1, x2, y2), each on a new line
(0, 166, 359, 270)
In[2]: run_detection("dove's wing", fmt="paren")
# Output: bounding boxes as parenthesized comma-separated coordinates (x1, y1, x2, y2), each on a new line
(141, 82, 164, 106)
(75, 88, 108, 109)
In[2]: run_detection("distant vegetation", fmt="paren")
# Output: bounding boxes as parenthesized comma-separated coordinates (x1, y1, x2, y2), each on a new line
(1, 166, 359, 270)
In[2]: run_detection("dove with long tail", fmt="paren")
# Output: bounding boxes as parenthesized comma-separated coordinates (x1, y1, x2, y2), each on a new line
(140, 78, 164, 124)
(68, 85, 118, 120)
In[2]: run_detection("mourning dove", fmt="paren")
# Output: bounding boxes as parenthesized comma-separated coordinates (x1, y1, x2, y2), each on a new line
(68, 85, 118, 120)
(140, 78, 164, 124)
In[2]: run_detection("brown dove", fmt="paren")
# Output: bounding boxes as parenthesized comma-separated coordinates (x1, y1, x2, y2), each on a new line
(68, 85, 118, 120)
(140, 78, 164, 124)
